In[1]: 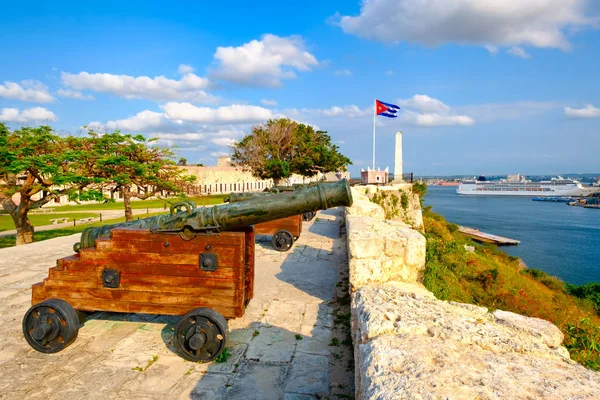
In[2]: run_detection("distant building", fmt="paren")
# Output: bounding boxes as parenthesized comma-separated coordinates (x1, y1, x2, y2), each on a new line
(361, 167, 389, 185)
(323, 171, 350, 182)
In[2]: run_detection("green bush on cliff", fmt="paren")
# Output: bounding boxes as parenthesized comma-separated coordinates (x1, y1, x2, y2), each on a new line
(421, 206, 600, 370)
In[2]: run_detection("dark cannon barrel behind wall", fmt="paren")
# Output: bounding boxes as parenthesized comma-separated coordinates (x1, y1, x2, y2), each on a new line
(75, 179, 353, 251)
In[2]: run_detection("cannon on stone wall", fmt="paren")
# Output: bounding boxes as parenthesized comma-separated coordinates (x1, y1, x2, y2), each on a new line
(22, 180, 352, 361)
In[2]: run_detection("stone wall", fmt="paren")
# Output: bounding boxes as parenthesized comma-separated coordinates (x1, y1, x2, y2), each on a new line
(345, 186, 600, 399)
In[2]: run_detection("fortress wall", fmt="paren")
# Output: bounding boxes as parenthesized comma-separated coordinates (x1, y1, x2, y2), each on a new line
(345, 186, 600, 399)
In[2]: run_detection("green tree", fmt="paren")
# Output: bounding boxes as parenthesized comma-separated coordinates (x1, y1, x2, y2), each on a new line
(0, 124, 103, 245)
(177, 157, 188, 166)
(87, 130, 196, 221)
(231, 118, 351, 185)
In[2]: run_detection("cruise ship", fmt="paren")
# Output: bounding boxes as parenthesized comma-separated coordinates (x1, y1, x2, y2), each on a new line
(457, 174, 593, 197)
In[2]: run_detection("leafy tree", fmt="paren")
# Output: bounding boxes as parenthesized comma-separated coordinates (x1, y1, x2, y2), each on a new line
(178, 157, 187, 166)
(0, 124, 103, 245)
(86, 130, 196, 221)
(231, 118, 351, 185)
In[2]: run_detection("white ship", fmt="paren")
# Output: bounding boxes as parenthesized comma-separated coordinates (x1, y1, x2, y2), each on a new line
(457, 174, 594, 197)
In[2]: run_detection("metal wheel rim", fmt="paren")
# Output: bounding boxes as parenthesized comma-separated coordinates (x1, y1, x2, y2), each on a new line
(22, 302, 77, 353)
(272, 230, 293, 251)
(175, 315, 226, 362)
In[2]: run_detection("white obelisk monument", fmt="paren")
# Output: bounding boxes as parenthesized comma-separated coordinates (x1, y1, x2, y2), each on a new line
(393, 131, 403, 182)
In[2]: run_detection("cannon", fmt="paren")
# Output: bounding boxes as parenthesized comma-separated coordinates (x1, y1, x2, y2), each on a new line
(226, 187, 326, 251)
(22, 180, 352, 362)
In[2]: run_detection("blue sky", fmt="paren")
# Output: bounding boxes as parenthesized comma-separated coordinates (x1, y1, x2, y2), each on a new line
(1, 0, 599, 177)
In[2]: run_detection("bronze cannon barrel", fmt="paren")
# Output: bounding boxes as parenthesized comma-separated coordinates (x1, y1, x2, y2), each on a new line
(75, 179, 353, 251)
(227, 182, 338, 203)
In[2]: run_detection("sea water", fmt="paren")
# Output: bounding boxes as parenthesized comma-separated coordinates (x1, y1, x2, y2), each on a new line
(424, 186, 600, 286)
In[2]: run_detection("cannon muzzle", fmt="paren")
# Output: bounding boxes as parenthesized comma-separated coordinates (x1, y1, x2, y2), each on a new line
(75, 179, 353, 252)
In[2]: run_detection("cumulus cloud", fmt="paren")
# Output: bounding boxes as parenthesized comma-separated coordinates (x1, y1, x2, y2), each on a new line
(61, 69, 215, 103)
(0, 80, 55, 103)
(334, 69, 352, 76)
(290, 105, 371, 119)
(564, 104, 600, 118)
(211, 137, 237, 147)
(397, 95, 474, 127)
(177, 64, 195, 74)
(507, 47, 532, 59)
(338, 0, 597, 51)
(0, 107, 58, 123)
(401, 111, 474, 127)
(398, 94, 450, 114)
(149, 133, 206, 141)
(260, 99, 278, 106)
(56, 89, 95, 100)
(87, 110, 175, 132)
(211, 34, 319, 87)
(162, 102, 273, 124)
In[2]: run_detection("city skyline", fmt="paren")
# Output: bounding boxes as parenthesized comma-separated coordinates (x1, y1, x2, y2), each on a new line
(1, 0, 599, 176)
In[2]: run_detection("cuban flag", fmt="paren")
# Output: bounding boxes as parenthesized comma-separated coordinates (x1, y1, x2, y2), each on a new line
(376, 99, 400, 118)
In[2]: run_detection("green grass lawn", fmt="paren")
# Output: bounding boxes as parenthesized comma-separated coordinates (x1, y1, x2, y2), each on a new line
(0, 212, 100, 232)
(0, 212, 166, 248)
(46, 194, 228, 212)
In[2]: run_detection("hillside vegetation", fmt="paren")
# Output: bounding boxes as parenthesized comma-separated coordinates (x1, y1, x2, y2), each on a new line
(421, 197, 600, 370)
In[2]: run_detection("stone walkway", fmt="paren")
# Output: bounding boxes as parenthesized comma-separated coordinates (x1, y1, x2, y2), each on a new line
(0, 208, 354, 400)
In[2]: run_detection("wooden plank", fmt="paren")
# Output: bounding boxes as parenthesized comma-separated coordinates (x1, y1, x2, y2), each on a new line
(34, 285, 239, 308)
(32, 287, 241, 317)
(56, 261, 239, 280)
(109, 229, 244, 243)
(244, 228, 255, 301)
(254, 215, 302, 236)
(45, 273, 238, 291)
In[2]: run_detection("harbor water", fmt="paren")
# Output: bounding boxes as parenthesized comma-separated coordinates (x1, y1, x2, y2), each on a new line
(424, 186, 600, 286)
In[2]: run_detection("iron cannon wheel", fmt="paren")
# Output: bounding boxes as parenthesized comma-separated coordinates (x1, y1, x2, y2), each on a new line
(22, 299, 80, 354)
(272, 230, 294, 252)
(174, 307, 228, 362)
(302, 211, 316, 221)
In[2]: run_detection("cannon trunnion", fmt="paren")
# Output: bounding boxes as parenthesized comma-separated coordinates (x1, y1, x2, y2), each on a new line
(22, 180, 352, 361)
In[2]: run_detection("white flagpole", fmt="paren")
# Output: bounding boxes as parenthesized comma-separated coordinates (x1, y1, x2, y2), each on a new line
(373, 98, 376, 169)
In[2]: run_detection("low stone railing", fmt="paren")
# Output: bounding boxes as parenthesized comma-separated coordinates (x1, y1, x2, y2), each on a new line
(346, 186, 600, 399)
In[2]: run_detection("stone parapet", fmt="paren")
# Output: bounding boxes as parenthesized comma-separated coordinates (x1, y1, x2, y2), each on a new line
(345, 185, 600, 399)
(352, 282, 600, 399)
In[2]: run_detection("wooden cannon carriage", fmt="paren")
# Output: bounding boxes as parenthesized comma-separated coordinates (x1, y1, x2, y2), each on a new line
(22, 180, 353, 361)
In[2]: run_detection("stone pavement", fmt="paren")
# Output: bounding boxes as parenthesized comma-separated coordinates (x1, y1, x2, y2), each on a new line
(0, 208, 354, 400)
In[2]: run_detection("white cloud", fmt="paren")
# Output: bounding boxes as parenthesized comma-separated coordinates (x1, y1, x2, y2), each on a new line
(56, 89, 95, 100)
(0, 80, 55, 103)
(177, 64, 195, 74)
(210, 151, 230, 158)
(397, 95, 474, 127)
(260, 99, 278, 106)
(61, 70, 215, 103)
(294, 105, 371, 119)
(211, 137, 237, 147)
(162, 102, 273, 124)
(507, 47, 532, 59)
(149, 133, 206, 141)
(402, 111, 474, 127)
(385, 70, 393, 75)
(212, 34, 319, 87)
(398, 94, 450, 114)
(334, 69, 352, 76)
(338, 0, 597, 50)
(564, 104, 600, 118)
(0, 107, 58, 123)
(87, 110, 175, 132)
